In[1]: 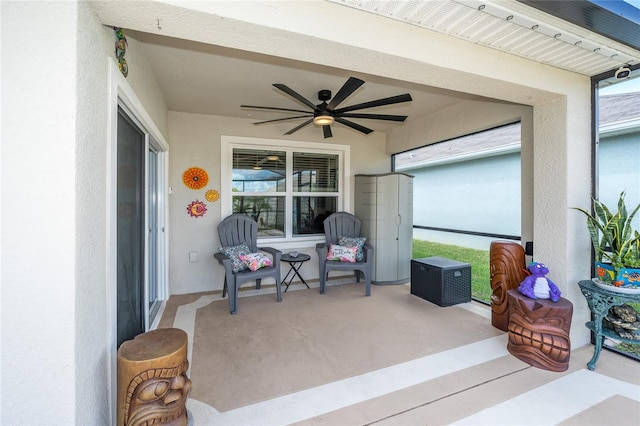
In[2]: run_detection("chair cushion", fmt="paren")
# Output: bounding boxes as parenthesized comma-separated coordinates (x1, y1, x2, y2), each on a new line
(239, 252, 273, 271)
(326, 244, 357, 262)
(338, 236, 366, 262)
(219, 243, 251, 272)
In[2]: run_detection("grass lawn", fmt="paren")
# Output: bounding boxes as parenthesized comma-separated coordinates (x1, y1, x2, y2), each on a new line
(413, 239, 491, 304)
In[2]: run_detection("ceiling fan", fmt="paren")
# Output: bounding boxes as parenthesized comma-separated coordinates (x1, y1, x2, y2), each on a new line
(252, 154, 284, 169)
(241, 77, 412, 139)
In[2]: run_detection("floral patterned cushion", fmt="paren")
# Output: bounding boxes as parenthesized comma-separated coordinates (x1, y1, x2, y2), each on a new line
(239, 252, 273, 271)
(338, 236, 367, 262)
(219, 243, 251, 272)
(326, 244, 357, 263)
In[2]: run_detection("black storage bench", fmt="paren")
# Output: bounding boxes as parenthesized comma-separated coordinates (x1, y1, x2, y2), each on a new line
(411, 257, 471, 306)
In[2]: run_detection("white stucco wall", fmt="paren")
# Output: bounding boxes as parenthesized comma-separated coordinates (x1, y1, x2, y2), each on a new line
(122, 35, 170, 139)
(167, 111, 389, 295)
(3, 2, 79, 422)
(1, 1, 169, 423)
(534, 94, 593, 347)
(74, 4, 115, 424)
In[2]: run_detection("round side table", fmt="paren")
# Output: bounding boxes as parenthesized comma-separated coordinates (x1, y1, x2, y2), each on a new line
(280, 253, 311, 292)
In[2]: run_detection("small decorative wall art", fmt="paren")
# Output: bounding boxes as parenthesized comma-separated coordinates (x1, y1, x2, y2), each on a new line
(114, 27, 128, 77)
(183, 167, 208, 190)
(187, 200, 207, 218)
(205, 189, 220, 202)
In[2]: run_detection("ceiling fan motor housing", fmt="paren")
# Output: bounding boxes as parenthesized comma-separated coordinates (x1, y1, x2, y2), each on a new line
(318, 89, 332, 102)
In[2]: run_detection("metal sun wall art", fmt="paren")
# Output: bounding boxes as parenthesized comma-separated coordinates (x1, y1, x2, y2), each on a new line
(183, 168, 219, 218)
(114, 27, 128, 77)
(187, 200, 207, 218)
(205, 189, 220, 202)
(183, 167, 208, 190)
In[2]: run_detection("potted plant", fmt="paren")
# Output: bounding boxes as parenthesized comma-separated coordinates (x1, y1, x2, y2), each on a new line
(574, 191, 640, 288)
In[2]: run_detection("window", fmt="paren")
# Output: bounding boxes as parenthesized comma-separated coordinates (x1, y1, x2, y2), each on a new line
(222, 136, 349, 243)
(393, 122, 522, 242)
(594, 70, 640, 229)
(592, 65, 640, 362)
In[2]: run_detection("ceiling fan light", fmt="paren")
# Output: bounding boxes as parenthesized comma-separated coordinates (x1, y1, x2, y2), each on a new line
(253, 165, 262, 170)
(267, 155, 279, 161)
(314, 115, 334, 126)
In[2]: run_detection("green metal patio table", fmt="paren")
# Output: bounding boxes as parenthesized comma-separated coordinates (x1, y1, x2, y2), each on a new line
(578, 279, 640, 370)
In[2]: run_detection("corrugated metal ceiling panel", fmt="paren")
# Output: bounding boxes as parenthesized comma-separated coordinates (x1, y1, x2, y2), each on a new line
(329, 0, 639, 76)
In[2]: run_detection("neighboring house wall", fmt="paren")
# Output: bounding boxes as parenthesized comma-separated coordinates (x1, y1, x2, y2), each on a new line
(402, 93, 639, 247)
(599, 131, 640, 229)
(389, 102, 534, 248)
(409, 151, 522, 237)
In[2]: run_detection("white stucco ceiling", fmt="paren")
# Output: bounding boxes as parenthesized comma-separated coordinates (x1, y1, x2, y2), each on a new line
(96, 0, 640, 137)
(128, 29, 485, 133)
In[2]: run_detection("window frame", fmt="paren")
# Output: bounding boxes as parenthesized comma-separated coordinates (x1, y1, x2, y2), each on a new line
(221, 135, 350, 248)
(590, 64, 640, 202)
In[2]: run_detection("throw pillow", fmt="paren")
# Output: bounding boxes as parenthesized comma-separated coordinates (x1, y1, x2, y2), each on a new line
(326, 244, 357, 263)
(239, 252, 273, 271)
(218, 243, 251, 272)
(338, 236, 366, 262)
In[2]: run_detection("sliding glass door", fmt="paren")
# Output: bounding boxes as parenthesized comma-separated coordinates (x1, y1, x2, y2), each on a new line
(116, 108, 145, 347)
(116, 107, 165, 347)
(147, 148, 160, 324)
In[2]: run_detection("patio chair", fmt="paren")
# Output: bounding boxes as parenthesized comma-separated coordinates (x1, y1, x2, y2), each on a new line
(214, 214, 282, 314)
(316, 212, 373, 296)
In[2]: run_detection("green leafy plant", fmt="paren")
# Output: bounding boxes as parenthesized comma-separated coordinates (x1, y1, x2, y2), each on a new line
(573, 192, 640, 269)
(623, 231, 640, 268)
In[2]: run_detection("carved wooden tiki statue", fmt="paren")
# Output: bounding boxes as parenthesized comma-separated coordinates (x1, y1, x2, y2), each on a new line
(490, 241, 527, 331)
(117, 328, 192, 426)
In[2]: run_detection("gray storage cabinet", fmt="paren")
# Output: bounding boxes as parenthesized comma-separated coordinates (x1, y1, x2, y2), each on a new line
(411, 257, 471, 306)
(355, 173, 413, 285)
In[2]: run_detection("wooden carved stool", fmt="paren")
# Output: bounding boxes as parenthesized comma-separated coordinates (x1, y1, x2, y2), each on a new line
(507, 289, 573, 372)
(117, 328, 191, 425)
(490, 241, 527, 331)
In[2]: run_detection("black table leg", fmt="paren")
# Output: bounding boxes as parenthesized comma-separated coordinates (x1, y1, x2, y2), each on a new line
(282, 261, 310, 292)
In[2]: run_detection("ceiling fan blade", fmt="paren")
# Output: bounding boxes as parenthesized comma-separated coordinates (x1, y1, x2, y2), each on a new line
(284, 118, 314, 135)
(334, 93, 413, 114)
(241, 105, 312, 114)
(338, 113, 408, 122)
(326, 77, 364, 111)
(253, 115, 313, 125)
(273, 84, 319, 111)
(323, 125, 333, 139)
(334, 117, 373, 135)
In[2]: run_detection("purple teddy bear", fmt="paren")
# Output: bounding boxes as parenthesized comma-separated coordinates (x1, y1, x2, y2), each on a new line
(518, 262, 561, 302)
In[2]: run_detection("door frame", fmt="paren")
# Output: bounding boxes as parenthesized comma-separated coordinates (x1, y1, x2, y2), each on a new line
(107, 61, 170, 422)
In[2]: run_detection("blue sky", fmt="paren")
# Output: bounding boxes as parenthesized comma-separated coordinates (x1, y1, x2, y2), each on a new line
(600, 77, 640, 95)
